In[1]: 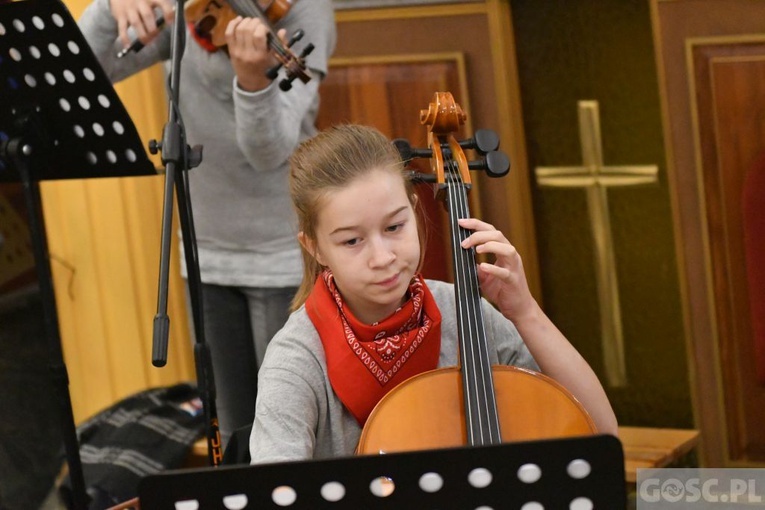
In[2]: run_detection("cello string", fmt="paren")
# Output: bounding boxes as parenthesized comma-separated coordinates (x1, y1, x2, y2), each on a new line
(455, 169, 495, 445)
(443, 145, 478, 444)
(446, 146, 500, 446)
(461, 173, 501, 445)
(442, 142, 475, 444)
(447, 165, 479, 445)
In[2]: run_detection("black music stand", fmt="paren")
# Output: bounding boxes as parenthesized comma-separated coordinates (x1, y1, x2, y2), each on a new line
(138, 434, 627, 509)
(0, 0, 155, 507)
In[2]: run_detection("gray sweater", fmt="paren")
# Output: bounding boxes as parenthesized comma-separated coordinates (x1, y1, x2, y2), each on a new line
(78, 0, 337, 287)
(249, 279, 539, 464)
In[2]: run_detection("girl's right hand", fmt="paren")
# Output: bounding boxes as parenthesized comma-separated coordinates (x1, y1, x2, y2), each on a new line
(110, 0, 174, 49)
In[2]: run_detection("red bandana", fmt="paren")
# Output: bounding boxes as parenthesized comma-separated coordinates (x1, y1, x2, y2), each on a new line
(306, 271, 442, 425)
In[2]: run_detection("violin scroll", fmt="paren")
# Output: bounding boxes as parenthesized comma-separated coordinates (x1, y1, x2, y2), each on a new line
(265, 29, 315, 91)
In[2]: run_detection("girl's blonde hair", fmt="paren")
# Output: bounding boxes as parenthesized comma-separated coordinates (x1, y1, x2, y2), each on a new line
(288, 124, 426, 310)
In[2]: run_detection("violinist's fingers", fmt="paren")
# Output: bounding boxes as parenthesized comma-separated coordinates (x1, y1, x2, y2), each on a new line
(227, 16, 273, 92)
(136, 1, 160, 37)
(155, 0, 175, 26)
(242, 17, 270, 52)
(253, 21, 270, 49)
(276, 27, 288, 47)
(117, 17, 130, 48)
(125, 7, 149, 43)
(118, 0, 170, 46)
(226, 17, 268, 51)
(224, 16, 244, 46)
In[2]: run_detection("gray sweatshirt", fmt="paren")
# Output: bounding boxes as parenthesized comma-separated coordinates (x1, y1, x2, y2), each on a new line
(78, 0, 337, 287)
(249, 279, 540, 464)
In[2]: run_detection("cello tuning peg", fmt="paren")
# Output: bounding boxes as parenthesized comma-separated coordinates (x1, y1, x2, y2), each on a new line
(393, 139, 432, 162)
(485, 150, 510, 177)
(392, 139, 410, 159)
(405, 170, 437, 183)
(459, 129, 500, 155)
(475, 129, 500, 154)
(468, 150, 511, 178)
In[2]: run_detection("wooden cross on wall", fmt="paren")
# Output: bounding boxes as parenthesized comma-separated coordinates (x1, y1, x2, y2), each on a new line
(535, 100, 658, 388)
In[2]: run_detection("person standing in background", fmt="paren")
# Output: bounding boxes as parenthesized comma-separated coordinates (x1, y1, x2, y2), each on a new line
(78, 0, 337, 448)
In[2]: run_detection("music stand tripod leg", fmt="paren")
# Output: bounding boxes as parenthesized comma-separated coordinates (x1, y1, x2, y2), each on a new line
(3, 137, 89, 510)
(146, 0, 220, 465)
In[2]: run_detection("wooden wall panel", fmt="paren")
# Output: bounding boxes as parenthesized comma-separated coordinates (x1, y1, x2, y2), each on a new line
(651, 0, 765, 466)
(510, 0, 690, 428)
(38, 0, 196, 423)
(692, 44, 765, 462)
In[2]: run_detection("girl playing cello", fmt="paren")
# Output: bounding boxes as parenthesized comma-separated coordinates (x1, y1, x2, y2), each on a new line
(249, 124, 617, 464)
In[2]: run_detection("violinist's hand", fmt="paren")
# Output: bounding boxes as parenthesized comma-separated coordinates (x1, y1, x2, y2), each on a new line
(110, 0, 174, 49)
(226, 16, 287, 92)
(458, 218, 537, 322)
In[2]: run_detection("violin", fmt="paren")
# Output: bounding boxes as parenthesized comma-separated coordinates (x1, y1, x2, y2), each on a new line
(119, 0, 314, 90)
(357, 92, 597, 454)
(187, 0, 313, 90)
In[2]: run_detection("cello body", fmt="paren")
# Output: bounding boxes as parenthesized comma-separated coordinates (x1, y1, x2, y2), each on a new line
(358, 365, 596, 454)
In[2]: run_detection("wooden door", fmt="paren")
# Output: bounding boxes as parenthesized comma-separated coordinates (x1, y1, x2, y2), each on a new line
(652, 0, 765, 466)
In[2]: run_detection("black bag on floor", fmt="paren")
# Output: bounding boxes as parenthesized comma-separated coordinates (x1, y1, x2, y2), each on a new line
(59, 383, 205, 510)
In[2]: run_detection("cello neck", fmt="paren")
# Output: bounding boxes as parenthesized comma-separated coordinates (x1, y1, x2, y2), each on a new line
(440, 137, 503, 447)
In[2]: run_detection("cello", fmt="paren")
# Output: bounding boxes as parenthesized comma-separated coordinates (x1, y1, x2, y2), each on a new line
(357, 92, 597, 455)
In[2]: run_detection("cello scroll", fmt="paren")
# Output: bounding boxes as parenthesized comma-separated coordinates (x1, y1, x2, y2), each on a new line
(394, 92, 510, 191)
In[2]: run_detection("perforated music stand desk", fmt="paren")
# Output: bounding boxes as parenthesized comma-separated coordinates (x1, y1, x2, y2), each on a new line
(139, 434, 626, 509)
(1, 0, 155, 507)
(0, 0, 154, 180)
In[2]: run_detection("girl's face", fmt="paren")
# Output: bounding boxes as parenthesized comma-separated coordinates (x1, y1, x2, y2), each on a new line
(303, 167, 421, 325)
